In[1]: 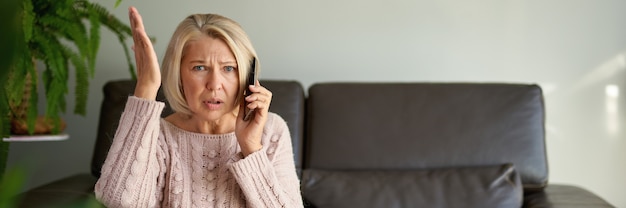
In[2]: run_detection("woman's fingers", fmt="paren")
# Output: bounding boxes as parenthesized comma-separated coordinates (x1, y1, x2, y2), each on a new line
(129, 7, 147, 44)
(129, 7, 153, 70)
(129, 7, 144, 31)
(245, 84, 272, 111)
(128, 6, 161, 100)
(129, 7, 145, 76)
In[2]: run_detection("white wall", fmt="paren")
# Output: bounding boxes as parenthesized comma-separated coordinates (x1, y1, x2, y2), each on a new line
(8, 0, 626, 206)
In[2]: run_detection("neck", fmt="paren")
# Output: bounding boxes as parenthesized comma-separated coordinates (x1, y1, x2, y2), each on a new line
(167, 112, 236, 134)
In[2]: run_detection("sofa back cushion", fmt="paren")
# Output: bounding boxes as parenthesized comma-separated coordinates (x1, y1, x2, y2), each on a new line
(305, 83, 547, 190)
(91, 79, 305, 178)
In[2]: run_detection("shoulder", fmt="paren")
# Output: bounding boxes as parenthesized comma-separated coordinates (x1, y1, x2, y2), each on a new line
(264, 112, 288, 132)
(262, 112, 291, 144)
(261, 112, 293, 154)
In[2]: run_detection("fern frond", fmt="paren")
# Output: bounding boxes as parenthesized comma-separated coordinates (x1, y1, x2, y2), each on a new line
(41, 69, 64, 134)
(81, 0, 137, 79)
(6, 62, 27, 109)
(72, 0, 102, 76)
(35, 29, 70, 123)
(38, 13, 91, 67)
(87, 10, 100, 76)
(34, 31, 68, 83)
(6, 34, 34, 129)
(0, 88, 9, 138)
(41, 69, 63, 119)
(64, 45, 90, 115)
(85, 1, 132, 36)
(25, 70, 37, 134)
(22, 0, 34, 43)
(13, 40, 34, 104)
(76, 0, 137, 81)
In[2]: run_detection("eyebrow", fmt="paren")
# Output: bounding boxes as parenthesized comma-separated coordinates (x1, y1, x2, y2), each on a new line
(187, 60, 237, 65)
(220, 61, 237, 65)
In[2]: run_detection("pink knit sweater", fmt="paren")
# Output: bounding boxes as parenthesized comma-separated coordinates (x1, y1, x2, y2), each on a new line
(95, 96, 303, 207)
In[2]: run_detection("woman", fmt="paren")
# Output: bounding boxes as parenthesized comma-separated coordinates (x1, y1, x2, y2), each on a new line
(95, 7, 303, 207)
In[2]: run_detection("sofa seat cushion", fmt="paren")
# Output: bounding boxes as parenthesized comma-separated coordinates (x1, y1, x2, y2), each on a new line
(15, 173, 103, 207)
(523, 184, 615, 208)
(301, 164, 522, 208)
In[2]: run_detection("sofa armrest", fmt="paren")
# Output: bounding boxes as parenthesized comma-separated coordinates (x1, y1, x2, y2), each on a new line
(524, 184, 614, 208)
(15, 173, 103, 208)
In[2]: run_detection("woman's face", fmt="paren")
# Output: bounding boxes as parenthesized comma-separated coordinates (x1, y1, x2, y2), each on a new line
(179, 35, 240, 122)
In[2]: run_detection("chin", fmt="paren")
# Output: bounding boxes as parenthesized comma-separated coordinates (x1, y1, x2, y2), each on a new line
(201, 111, 236, 121)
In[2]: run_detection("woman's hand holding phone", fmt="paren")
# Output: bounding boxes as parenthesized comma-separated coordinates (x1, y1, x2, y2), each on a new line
(236, 58, 272, 157)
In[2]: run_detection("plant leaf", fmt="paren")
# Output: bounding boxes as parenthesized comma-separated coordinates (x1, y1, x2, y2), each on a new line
(88, 6, 101, 76)
(21, 0, 34, 43)
(66, 45, 89, 116)
(26, 70, 37, 134)
(0, 165, 26, 207)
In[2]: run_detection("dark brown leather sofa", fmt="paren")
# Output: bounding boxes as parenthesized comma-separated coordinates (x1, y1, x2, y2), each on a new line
(15, 79, 614, 208)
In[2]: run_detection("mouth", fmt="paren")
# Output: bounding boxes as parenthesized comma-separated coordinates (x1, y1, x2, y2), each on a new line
(203, 99, 223, 110)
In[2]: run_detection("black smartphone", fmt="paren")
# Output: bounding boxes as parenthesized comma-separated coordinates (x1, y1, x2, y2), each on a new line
(243, 57, 257, 121)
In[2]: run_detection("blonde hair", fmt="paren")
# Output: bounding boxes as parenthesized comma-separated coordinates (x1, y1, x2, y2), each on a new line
(162, 14, 258, 115)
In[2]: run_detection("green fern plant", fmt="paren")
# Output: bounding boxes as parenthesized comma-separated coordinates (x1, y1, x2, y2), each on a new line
(2, 0, 138, 136)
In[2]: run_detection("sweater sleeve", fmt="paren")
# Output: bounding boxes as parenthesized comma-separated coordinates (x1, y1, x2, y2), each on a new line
(95, 96, 168, 208)
(229, 114, 304, 208)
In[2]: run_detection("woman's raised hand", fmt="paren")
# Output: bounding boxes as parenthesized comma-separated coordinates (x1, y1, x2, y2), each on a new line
(129, 7, 161, 100)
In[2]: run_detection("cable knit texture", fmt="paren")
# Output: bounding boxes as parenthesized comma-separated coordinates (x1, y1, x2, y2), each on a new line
(95, 96, 303, 208)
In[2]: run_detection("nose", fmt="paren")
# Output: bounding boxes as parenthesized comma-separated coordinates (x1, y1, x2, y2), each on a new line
(205, 69, 222, 91)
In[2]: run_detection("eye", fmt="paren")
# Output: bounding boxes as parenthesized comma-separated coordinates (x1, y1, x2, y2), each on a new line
(192, 65, 205, 71)
(224, 66, 236, 72)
